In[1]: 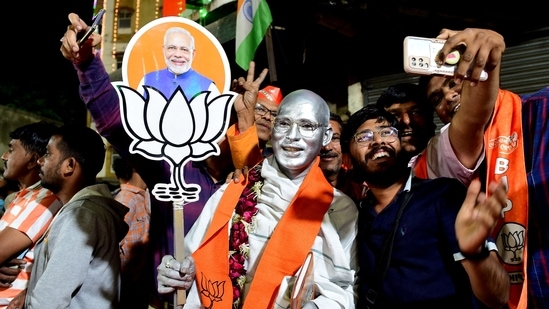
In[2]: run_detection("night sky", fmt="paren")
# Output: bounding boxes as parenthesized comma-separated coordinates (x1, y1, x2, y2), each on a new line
(1, 1, 95, 124)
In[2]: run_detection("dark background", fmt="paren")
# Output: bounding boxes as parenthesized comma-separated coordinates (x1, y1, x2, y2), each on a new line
(2, 0, 548, 125)
(0, 0, 94, 124)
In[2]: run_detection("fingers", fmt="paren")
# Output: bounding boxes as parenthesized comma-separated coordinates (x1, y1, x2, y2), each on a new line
(61, 12, 99, 63)
(225, 172, 235, 184)
(233, 169, 243, 183)
(0, 263, 24, 287)
(227, 167, 249, 184)
(485, 180, 508, 219)
(462, 178, 482, 213)
(179, 256, 196, 276)
(436, 28, 458, 40)
(435, 28, 505, 85)
(236, 166, 249, 183)
(246, 61, 256, 82)
(157, 255, 195, 294)
(253, 68, 269, 86)
(470, 180, 506, 231)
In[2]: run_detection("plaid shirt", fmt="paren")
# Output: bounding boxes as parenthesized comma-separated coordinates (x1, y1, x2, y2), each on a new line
(520, 86, 549, 308)
(114, 183, 151, 271)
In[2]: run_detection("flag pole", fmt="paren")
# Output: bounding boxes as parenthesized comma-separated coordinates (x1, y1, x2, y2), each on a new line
(265, 25, 277, 82)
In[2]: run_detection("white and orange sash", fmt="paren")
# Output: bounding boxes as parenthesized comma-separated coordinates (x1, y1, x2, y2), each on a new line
(192, 157, 333, 309)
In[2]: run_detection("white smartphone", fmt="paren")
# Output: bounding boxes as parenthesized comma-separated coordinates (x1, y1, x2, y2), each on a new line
(403, 36, 488, 81)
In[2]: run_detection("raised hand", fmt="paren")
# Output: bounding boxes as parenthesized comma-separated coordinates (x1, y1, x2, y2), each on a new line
(60, 13, 102, 63)
(435, 28, 505, 85)
(455, 179, 507, 255)
(231, 61, 269, 132)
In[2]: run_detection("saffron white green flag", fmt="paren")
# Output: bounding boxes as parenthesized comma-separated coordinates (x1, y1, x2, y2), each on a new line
(235, 0, 273, 70)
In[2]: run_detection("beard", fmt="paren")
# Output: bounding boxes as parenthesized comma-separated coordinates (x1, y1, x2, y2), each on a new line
(356, 147, 411, 188)
(166, 57, 192, 75)
(40, 169, 63, 194)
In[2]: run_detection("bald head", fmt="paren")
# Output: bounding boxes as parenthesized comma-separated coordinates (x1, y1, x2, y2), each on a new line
(271, 89, 332, 179)
(278, 89, 330, 125)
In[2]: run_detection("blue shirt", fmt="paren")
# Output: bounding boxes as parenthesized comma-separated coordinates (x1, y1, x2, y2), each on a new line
(519, 87, 549, 308)
(356, 175, 481, 308)
(142, 67, 214, 100)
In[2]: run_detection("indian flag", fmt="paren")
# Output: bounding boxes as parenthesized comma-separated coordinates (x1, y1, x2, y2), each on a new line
(235, 0, 273, 70)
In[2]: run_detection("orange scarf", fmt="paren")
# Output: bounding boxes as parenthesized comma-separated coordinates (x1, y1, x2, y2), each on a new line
(413, 90, 528, 308)
(192, 157, 333, 309)
(485, 90, 528, 309)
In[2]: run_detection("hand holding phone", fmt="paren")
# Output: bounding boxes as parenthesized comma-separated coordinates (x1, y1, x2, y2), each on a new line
(77, 9, 106, 47)
(403, 36, 488, 81)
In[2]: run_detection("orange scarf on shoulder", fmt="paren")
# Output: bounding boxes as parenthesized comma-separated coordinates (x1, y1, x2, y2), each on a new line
(414, 90, 528, 308)
(192, 157, 333, 309)
(485, 90, 528, 309)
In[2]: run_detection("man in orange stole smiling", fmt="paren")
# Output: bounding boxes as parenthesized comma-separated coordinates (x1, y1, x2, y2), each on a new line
(157, 89, 357, 309)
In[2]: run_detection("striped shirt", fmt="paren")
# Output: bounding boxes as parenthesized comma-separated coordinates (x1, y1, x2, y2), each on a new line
(0, 182, 62, 308)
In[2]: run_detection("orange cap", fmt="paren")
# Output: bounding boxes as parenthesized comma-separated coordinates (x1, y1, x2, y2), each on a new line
(258, 86, 283, 105)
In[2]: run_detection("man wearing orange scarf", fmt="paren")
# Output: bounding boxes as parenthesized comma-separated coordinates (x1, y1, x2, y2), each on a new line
(415, 28, 547, 309)
(157, 89, 357, 309)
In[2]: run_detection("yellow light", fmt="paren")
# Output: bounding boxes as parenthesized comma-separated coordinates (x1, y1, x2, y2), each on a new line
(135, 0, 141, 31)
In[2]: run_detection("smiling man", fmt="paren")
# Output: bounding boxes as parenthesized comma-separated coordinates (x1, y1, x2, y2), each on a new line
(156, 89, 358, 309)
(343, 104, 509, 308)
(254, 85, 282, 156)
(138, 27, 218, 100)
(320, 112, 345, 187)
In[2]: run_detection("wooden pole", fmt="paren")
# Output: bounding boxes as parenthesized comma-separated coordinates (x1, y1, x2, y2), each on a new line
(173, 200, 186, 305)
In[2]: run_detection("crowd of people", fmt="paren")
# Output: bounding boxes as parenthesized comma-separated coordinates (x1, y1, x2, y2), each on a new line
(0, 9, 546, 309)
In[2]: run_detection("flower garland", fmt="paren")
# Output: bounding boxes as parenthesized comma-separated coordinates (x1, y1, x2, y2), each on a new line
(228, 164, 263, 308)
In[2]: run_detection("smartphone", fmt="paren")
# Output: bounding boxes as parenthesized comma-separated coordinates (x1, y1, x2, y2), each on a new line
(403, 36, 488, 81)
(77, 9, 106, 47)
(8, 248, 29, 269)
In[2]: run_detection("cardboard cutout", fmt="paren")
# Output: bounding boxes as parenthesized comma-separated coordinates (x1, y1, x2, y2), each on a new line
(112, 17, 236, 306)
(113, 17, 236, 204)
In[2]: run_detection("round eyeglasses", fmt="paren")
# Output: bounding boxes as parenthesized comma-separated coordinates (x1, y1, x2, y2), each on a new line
(352, 127, 399, 146)
(254, 103, 278, 118)
(273, 117, 326, 138)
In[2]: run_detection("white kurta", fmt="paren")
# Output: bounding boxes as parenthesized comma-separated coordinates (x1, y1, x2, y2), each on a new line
(184, 156, 358, 309)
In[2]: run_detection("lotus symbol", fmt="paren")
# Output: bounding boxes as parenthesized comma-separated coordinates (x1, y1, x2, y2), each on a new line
(115, 84, 236, 203)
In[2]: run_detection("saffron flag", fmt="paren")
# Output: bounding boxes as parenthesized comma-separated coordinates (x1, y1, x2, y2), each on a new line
(163, 0, 186, 16)
(235, 0, 273, 70)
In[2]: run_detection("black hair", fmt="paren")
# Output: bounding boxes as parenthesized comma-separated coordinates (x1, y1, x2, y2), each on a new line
(329, 112, 343, 130)
(112, 157, 134, 181)
(376, 82, 437, 137)
(376, 83, 432, 111)
(9, 121, 58, 156)
(342, 104, 400, 152)
(54, 125, 106, 185)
